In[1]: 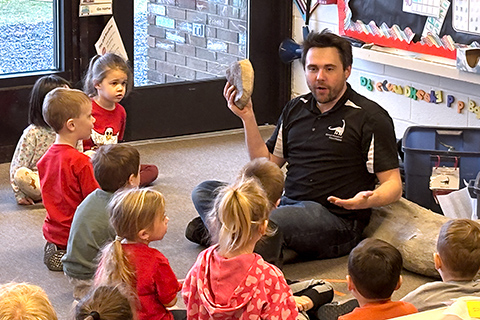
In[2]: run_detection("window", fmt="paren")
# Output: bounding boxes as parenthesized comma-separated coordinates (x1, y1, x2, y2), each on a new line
(134, 0, 248, 86)
(0, 0, 57, 76)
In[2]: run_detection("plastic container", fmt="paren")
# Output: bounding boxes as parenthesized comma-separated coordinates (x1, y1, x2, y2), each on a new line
(402, 126, 480, 214)
(475, 171, 480, 218)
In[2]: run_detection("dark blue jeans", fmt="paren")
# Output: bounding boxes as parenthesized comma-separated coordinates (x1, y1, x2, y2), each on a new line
(191, 180, 367, 267)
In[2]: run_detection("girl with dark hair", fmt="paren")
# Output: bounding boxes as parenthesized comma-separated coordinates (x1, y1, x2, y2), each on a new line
(9, 75, 72, 205)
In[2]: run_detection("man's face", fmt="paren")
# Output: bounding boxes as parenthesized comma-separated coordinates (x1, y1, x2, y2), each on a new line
(304, 47, 351, 105)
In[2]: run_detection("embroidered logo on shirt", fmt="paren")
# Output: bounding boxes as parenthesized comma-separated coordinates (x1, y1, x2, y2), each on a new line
(326, 119, 345, 141)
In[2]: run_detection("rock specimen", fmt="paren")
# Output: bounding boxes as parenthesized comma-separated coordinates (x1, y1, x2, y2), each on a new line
(225, 59, 254, 109)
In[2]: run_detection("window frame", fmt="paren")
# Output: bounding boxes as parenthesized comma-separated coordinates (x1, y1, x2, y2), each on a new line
(0, 0, 75, 88)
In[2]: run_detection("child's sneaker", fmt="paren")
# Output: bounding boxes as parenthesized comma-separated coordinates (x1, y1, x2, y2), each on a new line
(44, 242, 66, 271)
(315, 299, 359, 320)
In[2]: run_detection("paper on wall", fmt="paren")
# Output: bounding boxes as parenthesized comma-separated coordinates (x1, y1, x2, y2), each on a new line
(95, 17, 128, 61)
(422, 0, 451, 37)
(79, 0, 112, 17)
(403, 0, 442, 18)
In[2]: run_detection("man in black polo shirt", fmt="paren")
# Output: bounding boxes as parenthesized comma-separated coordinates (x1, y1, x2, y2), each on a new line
(188, 29, 402, 266)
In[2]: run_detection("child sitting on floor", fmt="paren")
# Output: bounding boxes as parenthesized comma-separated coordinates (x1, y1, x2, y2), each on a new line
(0, 282, 58, 320)
(82, 53, 158, 187)
(37, 88, 99, 271)
(62, 144, 141, 300)
(183, 177, 299, 319)
(339, 238, 417, 320)
(74, 285, 135, 320)
(94, 188, 184, 320)
(401, 219, 480, 311)
(183, 172, 333, 319)
(9, 75, 71, 205)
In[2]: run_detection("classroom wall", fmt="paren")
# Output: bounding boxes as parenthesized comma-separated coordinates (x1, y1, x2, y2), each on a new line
(291, 5, 480, 139)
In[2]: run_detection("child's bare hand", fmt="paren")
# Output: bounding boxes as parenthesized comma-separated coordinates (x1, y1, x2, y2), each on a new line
(294, 295, 314, 312)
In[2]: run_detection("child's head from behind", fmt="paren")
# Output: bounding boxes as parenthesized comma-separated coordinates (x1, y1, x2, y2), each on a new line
(436, 219, 480, 279)
(75, 285, 134, 320)
(92, 144, 140, 193)
(42, 87, 93, 138)
(348, 238, 403, 300)
(109, 188, 167, 243)
(29, 75, 70, 129)
(216, 177, 270, 255)
(83, 53, 133, 100)
(237, 157, 284, 207)
(0, 282, 57, 320)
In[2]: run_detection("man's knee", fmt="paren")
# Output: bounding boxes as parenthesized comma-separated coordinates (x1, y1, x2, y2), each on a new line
(191, 180, 223, 202)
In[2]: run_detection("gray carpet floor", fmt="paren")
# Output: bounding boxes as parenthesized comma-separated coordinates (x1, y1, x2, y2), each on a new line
(0, 126, 433, 319)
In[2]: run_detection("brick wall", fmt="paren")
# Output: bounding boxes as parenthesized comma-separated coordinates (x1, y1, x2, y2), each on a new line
(147, 0, 247, 84)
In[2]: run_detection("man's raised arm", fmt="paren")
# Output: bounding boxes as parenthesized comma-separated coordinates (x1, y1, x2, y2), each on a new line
(223, 82, 286, 167)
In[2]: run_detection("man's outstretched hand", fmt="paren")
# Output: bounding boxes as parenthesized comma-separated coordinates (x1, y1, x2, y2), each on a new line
(327, 190, 374, 210)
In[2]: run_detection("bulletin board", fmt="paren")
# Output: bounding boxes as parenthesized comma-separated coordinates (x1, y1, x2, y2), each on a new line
(338, 0, 480, 59)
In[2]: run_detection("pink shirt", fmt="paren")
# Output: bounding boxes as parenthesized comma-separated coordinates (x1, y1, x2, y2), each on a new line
(182, 245, 298, 320)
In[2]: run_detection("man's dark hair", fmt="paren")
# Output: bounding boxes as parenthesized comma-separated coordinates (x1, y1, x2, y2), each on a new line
(301, 29, 353, 70)
(91, 144, 140, 193)
(348, 238, 403, 300)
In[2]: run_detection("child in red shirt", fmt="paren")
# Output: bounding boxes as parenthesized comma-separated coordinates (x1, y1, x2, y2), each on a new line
(37, 88, 99, 271)
(94, 188, 183, 320)
(82, 53, 158, 187)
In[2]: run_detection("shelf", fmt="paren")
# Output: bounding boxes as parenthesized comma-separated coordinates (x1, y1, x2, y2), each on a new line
(352, 46, 480, 85)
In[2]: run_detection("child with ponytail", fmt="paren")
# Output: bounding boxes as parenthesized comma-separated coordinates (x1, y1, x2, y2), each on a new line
(95, 188, 184, 320)
(183, 177, 299, 319)
(74, 285, 134, 320)
(82, 53, 158, 187)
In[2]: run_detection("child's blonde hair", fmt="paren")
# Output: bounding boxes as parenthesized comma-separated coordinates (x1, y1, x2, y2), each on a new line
(216, 178, 270, 256)
(95, 188, 166, 292)
(42, 87, 90, 132)
(0, 282, 58, 320)
(237, 157, 284, 206)
(83, 53, 133, 98)
(437, 218, 480, 279)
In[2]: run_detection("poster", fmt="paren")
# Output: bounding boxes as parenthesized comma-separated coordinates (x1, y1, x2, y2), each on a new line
(94, 17, 128, 61)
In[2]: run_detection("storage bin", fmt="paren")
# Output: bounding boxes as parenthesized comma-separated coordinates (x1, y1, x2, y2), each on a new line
(402, 126, 480, 214)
